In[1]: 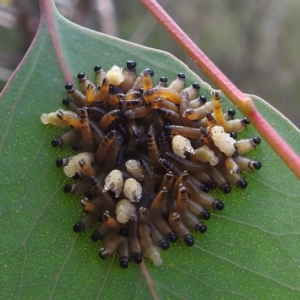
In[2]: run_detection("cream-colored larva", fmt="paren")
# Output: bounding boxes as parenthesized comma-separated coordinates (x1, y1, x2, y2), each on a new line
(123, 178, 142, 202)
(115, 199, 136, 224)
(125, 159, 144, 180)
(194, 145, 219, 166)
(211, 126, 236, 157)
(103, 169, 124, 197)
(63, 152, 95, 177)
(172, 135, 195, 159)
(40, 110, 69, 128)
(106, 65, 124, 86)
(139, 224, 163, 266)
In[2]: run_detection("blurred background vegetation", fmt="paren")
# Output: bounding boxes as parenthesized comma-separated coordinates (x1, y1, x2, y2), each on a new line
(1, 0, 299, 127)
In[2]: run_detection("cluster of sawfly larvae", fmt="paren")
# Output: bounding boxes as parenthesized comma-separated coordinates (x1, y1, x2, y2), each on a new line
(41, 60, 262, 268)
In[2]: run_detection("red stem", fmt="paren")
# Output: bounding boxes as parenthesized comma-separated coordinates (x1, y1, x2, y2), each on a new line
(140, 0, 300, 179)
(39, 0, 72, 83)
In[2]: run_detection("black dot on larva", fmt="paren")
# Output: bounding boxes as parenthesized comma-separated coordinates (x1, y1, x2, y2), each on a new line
(200, 95, 207, 103)
(198, 224, 207, 234)
(230, 132, 237, 139)
(184, 236, 194, 246)
(73, 222, 84, 233)
(215, 201, 225, 211)
(51, 138, 60, 147)
(56, 158, 63, 167)
(239, 179, 248, 189)
(65, 83, 73, 90)
(253, 137, 261, 145)
(177, 72, 185, 79)
(94, 65, 102, 72)
(202, 185, 210, 193)
(119, 260, 128, 269)
(202, 211, 211, 220)
(77, 72, 85, 79)
(227, 109, 236, 116)
(160, 241, 169, 250)
(159, 76, 168, 83)
(90, 232, 101, 242)
(133, 254, 142, 264)
(192, 82, 200, 90)
(126, 60, 137, 70)
(144, 68, 154, 77)
(63, 184, 72, 193)
(223, 186, 231, 194)
(62, 98, 70, 105)
(253, 161, 262, 170)
(167, 233, 178, 243)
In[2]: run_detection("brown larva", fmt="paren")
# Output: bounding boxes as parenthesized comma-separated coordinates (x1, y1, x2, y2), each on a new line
(41, 60, 262, 268)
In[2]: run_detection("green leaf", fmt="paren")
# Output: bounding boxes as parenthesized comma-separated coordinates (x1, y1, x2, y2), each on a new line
(1, 1, 299, 299)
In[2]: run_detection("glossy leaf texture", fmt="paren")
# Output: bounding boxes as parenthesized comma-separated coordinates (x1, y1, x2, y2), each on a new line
(0, 2, 300, 299)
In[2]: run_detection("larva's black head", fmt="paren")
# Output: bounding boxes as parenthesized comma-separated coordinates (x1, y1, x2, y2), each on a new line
(167, 232, 178, 243)
(73, 222, 84, 233)
(99, 250, 106, 259)
(126, 60, 137, 70)
(71, 143, 80, 151)
(253, 161, 262, 170)
(199, 95, 207, 103)
(160, 240, 170, 250)
(133, 254, 142, 264)
(253, 137, 261, 145)
(197, 224, 207, 233)
(192, 82, 200, 90)
(222, 185, 231, 194)
(94, 65, 102, 72)
(230, 132, 238, 139)
(62, 97, 70, 105)
(51, 138, 60, 147)
(184, 236, 194, 246)
(238, 179, 248, 189)
(207, 181, 217, 189)
(118, 228, 128, 236)
(84, 190, 93, 199)
(56, 158, 63, 167)
(63, 184, 72, 194)
(160, 76, 168, 83)
(65, 83, 73, 90)
(144, 68, 154, 77)
(77, 72, 85, 79)
(215, 201, 225, 210)
(232, 150, 239, 158)
(177, 72, 185, 79)
(227, 109, 236, 116)
(202, 210, 211, 220)
(90, 231, 101, 242)
(241, 118, 250, 125)
(202, 185, 210, 193)
(119, 259, 128, 269)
